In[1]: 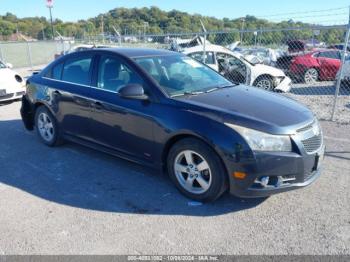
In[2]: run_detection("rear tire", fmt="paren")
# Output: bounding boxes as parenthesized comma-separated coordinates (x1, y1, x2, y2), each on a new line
(167, 138, 227, 202)
(34, 106, 63, 147)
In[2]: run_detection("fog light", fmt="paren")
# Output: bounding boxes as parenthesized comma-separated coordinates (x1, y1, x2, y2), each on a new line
(233, 172, 247, 179)
(260, 176, 269, 187)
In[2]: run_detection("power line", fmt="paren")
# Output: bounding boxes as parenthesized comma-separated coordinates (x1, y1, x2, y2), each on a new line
(268, 12, 348, 21)
(255, 6, 348, 19)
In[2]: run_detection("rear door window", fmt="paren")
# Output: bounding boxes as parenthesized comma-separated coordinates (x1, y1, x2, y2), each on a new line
(318, 51, 340, 60)
(62, 56, 93, 85)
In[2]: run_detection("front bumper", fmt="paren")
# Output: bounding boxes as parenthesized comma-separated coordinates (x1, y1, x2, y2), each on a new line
(0, 86, 26, 102)
(275, 76, 292, 92)
(225, 145, 325, 198)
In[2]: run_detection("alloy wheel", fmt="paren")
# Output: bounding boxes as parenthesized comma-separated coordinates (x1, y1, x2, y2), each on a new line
(174, 150, 212, 194)
(304, 68, 318, 84)
(256, 79, 273, 90)
(37, 112, 54, 142)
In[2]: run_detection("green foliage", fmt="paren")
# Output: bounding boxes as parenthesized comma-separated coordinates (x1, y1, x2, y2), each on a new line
(0, 7, 346, 44)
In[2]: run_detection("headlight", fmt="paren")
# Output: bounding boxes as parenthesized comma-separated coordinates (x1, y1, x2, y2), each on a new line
(225, 123, 292, 152)
(273, 76, 284, 86)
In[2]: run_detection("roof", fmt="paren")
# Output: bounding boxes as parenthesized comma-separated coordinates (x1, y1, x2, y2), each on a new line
(102, 47, 177, 58)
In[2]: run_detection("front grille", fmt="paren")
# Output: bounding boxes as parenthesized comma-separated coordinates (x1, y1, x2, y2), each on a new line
(301, 133, 322, 153)
(0, 93, 14, 99)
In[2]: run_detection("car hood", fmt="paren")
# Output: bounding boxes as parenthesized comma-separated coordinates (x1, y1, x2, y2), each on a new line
(252, 63, 285, 77)
(174, 85, 314, 135)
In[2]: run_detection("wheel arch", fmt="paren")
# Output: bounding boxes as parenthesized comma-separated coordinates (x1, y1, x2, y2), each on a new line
(161, 133, 230, 182)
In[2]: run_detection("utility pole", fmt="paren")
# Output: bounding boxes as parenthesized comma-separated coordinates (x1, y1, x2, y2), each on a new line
(41, 24, 46, 40)
(46, 0, 55, 40)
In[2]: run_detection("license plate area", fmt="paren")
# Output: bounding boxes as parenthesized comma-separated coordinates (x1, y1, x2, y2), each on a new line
(0, 89, 6, 96)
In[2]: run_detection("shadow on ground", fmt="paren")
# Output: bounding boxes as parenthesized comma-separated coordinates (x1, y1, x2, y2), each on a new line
(0, 119, 265, 216)
(290, 83, 350, 96)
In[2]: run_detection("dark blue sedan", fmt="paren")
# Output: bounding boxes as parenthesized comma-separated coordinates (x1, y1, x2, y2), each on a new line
(20, 48, 325, 202)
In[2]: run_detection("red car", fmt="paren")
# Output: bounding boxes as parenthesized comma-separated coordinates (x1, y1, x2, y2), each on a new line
(289, 49, 341, 84)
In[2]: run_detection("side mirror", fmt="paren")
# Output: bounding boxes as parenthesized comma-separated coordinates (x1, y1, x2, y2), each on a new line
(119, 84, 148, 100)
(6, 63, 13, 69)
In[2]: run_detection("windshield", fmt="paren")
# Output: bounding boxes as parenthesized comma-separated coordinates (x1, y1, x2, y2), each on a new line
(134, 55, 232, 97)
(0, 61, 6, 69)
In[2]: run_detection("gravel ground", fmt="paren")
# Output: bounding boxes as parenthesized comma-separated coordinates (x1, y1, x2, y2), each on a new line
(0, 101, 349, 255)
(285, 81, 350, 124)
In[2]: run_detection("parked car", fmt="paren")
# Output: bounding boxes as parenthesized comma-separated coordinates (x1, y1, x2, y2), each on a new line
(0, 60, 25, 103)
(183, 44, 291, 92)
(241, 48, 285, 67)
(328, 44, 350, 52)
(21, 48, 324, 202)
(289, 49, 342, 84)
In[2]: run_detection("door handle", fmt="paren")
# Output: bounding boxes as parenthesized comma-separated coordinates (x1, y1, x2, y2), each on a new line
(93, 101, 104, 111)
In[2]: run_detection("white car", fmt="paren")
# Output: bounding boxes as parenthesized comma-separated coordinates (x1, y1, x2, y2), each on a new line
(0, 61, 25, 102)
(182, 44, 291, 92)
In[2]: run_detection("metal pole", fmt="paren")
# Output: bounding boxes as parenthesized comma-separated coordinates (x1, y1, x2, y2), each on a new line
(0, 43, 3, 61)
(200, 20, 207, 64)
(26, 42, 33, 70)
(331, 6, 350, 121)
(49, 7, 54, 40)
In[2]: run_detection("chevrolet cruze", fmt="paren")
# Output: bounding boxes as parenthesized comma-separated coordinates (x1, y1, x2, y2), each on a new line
(20, 48, 324, 202)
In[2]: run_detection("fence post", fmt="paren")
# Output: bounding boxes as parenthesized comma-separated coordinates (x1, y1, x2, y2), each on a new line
(331, 8, 350, 121)
(0, 43, 3, 61)
(200, 20, 207, 64)
(26, 41, 33, 70)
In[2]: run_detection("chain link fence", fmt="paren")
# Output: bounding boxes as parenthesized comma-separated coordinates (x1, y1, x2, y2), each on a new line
(1, 25, 349, 123)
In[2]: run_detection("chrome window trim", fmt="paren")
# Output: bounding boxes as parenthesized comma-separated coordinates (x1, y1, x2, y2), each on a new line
(42, 76, 119, 94)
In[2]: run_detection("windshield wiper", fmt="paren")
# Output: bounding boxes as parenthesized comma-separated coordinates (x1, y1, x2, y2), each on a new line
(170, 91, 204, 98)
(205, 84, 236, 93)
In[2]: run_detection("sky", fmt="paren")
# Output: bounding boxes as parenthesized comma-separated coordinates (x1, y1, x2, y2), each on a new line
(0, 0, 349, 25)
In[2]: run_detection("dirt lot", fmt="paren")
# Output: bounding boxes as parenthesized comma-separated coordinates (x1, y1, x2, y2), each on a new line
(0, 101, 349, 255)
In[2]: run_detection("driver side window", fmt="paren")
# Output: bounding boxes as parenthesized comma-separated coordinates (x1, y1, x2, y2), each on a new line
(97, 56, 144, 92)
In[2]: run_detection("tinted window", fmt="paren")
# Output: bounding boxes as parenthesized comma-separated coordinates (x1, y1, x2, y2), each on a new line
(62, 56, 92, 85)
(97, 56, 143, 92)
(318, 51, 340, 60)
(188, 52, 215, 64)
(52, 63, 63, 79)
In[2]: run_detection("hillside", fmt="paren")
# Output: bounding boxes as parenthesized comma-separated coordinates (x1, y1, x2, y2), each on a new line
(0, 6, 344, 42)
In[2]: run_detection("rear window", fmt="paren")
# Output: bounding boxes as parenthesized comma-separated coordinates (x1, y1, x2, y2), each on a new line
(52, 63, 63, 79)
(62, 56, 93, 85)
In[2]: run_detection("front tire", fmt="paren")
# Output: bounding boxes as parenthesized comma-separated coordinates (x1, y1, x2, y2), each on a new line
(167, 138, 227, 202)
(254, 76, 274, 91)
(35, 106, 62, 146)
